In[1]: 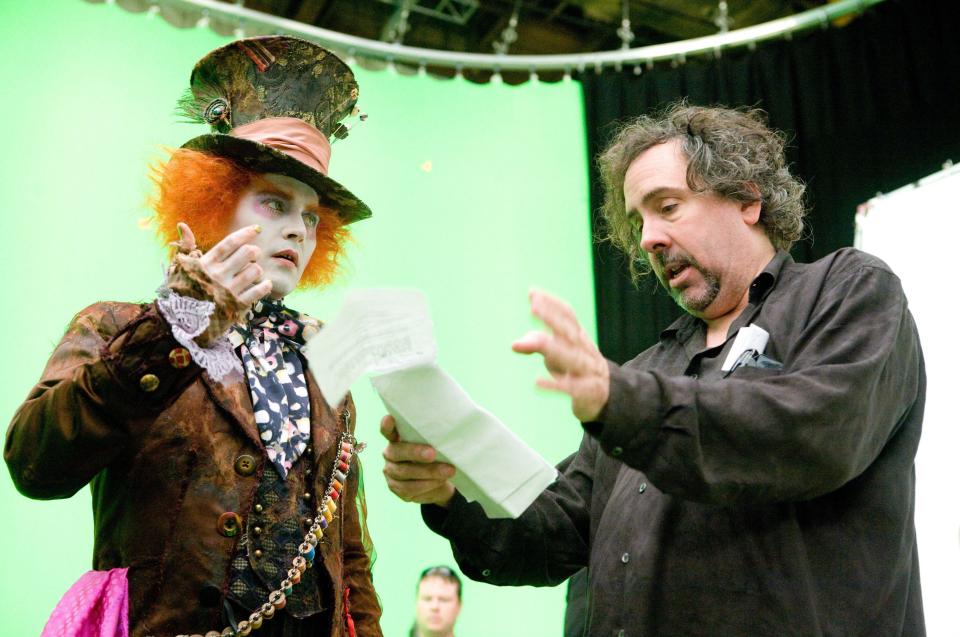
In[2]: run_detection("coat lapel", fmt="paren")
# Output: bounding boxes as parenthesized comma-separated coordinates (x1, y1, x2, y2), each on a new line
(199, 356, 341, 458)
(200, 372, 262, 448)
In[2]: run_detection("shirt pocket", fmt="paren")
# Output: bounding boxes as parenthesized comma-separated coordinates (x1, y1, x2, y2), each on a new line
(724, 365, 785, 381)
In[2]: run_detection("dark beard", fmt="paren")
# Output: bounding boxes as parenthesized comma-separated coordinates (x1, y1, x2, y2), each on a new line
(655, 253, 721, 313)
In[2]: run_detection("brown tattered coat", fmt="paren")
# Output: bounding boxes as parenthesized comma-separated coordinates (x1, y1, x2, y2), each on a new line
(5, 301, 382, 637)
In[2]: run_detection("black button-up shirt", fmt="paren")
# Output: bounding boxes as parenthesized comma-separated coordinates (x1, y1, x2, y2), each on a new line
(425, 249, 926, 636)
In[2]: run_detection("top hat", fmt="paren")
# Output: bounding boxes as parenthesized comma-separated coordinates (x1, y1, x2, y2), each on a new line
(178, 36, 371, 223)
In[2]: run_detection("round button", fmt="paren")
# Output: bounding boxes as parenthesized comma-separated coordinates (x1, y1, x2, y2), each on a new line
(254, 503, 264, 513)
(621, 552, 630, 564)
(139, 373, 160, 393)
(611, 446, 623, 457)
(253, 526, 263, 536)
(168, 347, 192, 369)
(234, 454, 257, 476)
(303, 492, 312, 501)
(481, 569, 492, 577)
(254, 549, 264, 558)
(217, 512, 242, 537)
(638, 482, 647, 494)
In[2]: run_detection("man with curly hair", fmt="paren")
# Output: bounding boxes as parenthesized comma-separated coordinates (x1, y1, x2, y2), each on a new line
(382, 102, 925, 635)
(5, 37, 382, 637)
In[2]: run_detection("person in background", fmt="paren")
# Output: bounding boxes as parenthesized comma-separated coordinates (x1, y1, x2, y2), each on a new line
(411, 566, 463, 637)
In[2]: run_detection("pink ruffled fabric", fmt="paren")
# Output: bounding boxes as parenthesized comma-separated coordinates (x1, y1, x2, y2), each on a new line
(42, 568, 129, 637)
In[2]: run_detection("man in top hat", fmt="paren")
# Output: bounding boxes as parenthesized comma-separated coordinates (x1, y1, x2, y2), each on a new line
(5, 36, 382, 637)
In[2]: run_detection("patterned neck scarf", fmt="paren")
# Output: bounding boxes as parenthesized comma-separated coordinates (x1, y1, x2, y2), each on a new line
(228, 299, 320, 480)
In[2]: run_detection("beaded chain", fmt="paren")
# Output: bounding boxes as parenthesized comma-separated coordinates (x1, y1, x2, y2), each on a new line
(173, 431, 365, 637)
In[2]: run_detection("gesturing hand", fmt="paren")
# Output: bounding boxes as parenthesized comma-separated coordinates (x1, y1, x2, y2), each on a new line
(512, 289, 610, 422)
(380, 415, 456, 507)
(178, 222, 273, 306)
(166, 222, 274, 345)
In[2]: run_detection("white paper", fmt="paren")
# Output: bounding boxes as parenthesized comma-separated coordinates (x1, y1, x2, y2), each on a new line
(303, 288, 558, 519)
(721, 324, 770, 372)
(303, 289, 436, 406)
(372, 363, 558, 519)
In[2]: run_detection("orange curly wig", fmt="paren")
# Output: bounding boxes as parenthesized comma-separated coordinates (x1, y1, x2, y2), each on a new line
(150, 148, 350, 289)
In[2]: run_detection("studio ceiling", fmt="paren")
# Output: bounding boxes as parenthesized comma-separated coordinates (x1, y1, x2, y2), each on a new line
(233, 0, 836, 54)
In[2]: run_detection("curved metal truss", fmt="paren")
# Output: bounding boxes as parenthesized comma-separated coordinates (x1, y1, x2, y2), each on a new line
(89, 0, 885, 82)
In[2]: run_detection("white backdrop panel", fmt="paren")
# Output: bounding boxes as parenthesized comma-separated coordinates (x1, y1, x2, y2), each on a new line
(855, 165, 960, 637)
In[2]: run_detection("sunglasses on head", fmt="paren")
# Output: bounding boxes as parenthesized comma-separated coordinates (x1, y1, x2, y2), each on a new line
(420, 566, 455, 578)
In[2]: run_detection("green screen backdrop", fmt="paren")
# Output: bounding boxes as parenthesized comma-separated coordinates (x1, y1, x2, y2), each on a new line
(0, 1, 594, 635)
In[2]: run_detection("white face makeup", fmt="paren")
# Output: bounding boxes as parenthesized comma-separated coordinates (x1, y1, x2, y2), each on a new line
(227, 173, 322, 299)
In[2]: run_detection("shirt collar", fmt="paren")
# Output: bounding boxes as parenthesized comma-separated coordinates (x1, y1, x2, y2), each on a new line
(660, 312, 697, 345)
(748, 250, 791, 305)
(658, 250, 792, 345)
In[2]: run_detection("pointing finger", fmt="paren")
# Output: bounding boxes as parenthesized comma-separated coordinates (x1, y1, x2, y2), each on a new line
(206, 225, 261, 263)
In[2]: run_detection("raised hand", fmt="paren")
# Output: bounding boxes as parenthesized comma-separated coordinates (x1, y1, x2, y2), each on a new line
(166, 222, 273, 344)
(179, 222, 273, 306)
(380, 415, 456, 507)
(512, 289, 610, 422)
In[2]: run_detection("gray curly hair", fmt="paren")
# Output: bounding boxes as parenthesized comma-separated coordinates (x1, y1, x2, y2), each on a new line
(597, 101, 807, 283)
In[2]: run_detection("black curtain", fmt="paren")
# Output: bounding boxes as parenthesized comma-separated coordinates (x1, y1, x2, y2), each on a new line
(581, 0, 960, 364)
